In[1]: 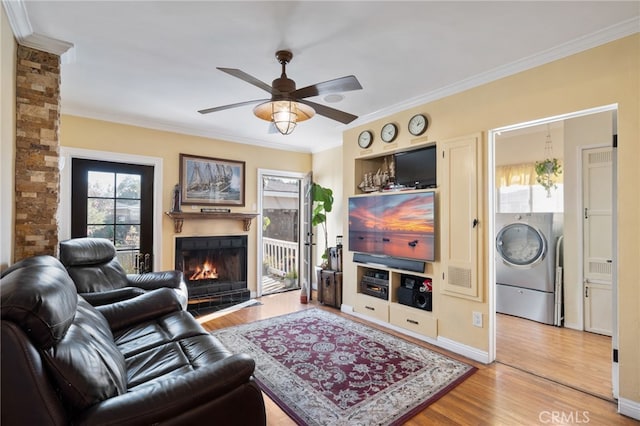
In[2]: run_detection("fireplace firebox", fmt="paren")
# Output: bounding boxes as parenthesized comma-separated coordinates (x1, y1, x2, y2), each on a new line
(175, 235, 250, 315)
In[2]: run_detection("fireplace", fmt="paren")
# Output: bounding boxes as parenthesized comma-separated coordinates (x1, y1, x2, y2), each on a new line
(175, 235, 250, 315)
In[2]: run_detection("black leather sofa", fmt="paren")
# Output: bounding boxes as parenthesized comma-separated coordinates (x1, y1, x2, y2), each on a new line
(1, 255, 266, 425)
(59, 237, 189, 310)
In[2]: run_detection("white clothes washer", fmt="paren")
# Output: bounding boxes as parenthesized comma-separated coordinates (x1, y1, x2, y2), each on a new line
(495, 213, 563, 325)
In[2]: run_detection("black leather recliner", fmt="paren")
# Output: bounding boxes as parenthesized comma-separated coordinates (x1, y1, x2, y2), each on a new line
(59, 237, 189, 310)
(0, 255, 266, 425)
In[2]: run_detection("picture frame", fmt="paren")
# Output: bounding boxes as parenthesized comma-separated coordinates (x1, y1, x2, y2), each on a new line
(179, 153, 245, 206)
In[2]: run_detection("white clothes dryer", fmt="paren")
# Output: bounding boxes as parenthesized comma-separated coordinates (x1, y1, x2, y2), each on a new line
(495, 213, 563, 325)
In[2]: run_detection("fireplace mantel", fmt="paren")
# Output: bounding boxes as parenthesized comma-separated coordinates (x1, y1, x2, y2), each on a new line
(165, 211, 258, 233)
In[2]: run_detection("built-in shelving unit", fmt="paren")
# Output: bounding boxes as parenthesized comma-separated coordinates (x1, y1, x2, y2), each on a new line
(164, 211, 258, 233)
(349, 141, 440, 338)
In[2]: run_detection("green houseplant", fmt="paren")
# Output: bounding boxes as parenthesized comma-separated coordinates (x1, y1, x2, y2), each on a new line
(534, 158, 562, 197)
(311, 182, 334, 269)
(284, 268, 298, 287)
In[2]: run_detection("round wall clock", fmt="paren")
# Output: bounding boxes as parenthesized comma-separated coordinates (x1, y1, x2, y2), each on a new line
(358, 130, 373, 148)
(381, 122, 398, 143)
(408, 114, 428, 136)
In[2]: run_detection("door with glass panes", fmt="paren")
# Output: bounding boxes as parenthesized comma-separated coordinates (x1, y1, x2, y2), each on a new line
(71, 159, 154, 273)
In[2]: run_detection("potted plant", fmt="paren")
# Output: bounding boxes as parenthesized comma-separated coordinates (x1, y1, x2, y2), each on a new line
(262, 256, 271, 275)
(311, 182, 334, 269)
(534, 158, 562, 197)
(284, 268, 298, 288)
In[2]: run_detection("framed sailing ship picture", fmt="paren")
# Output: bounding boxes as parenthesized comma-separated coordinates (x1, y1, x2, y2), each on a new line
(179, 154, 245, 206)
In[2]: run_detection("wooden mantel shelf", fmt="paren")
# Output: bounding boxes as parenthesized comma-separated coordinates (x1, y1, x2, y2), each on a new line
(165, 211, 258, 233)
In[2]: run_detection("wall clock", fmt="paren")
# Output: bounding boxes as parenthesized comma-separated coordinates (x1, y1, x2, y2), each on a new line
(381, 123, 398, 143)
(408, 114, 428, 136)
(358, 130, 373, 149)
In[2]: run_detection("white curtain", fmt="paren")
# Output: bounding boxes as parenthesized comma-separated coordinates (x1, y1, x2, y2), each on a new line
(496, 161, 563, 188)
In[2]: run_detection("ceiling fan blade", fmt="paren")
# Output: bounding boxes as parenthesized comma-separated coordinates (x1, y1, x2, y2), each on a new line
(217, 68, 278, 94)
(298, 99, 358, 124)
(198, 99, 268, 115)
(292, 75, 362, 99)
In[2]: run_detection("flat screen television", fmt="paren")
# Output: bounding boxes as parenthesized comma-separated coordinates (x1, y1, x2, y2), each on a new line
(348, 191, 436, 262)
(394, 145, 437, 189)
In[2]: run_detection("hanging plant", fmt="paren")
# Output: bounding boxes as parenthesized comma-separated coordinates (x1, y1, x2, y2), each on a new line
(534, 158, 562, 197)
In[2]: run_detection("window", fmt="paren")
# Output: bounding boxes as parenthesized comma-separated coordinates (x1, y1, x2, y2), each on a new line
(87, 171, 142, 249)
(497, 184, 563, 213)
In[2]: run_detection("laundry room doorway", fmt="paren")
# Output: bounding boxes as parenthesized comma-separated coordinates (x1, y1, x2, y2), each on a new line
(489, 105, 618, 401)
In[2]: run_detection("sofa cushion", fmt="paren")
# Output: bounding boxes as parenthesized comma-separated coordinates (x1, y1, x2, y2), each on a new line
(0, 255, 77, 349)
(43, 298, 127, 410)
(113, 310, 234, 390)
(114, 309, 208, 357)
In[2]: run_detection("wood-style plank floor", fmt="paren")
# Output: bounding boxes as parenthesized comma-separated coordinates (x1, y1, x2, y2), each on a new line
(198, 291, 633, 425)
(496, 312, 613, 401)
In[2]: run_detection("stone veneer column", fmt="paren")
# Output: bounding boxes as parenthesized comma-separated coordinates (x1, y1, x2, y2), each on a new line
(14, 45, 61, 261)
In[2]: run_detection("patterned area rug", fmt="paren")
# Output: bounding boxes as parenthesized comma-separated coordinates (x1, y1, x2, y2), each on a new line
(212, 309, 476, 425)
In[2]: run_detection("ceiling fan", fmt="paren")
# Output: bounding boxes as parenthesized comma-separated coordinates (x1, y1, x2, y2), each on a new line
(198, 50, 363, 135)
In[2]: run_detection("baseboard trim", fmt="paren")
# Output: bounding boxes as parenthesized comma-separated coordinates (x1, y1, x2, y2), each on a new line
(341, 304, 489, 364)
(619, 397, 640, 421)
(563, 321, 582, 331)
(436, 336, 490, 364)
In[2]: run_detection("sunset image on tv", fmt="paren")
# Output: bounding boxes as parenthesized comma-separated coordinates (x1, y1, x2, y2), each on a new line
(348, 192, 435, 261)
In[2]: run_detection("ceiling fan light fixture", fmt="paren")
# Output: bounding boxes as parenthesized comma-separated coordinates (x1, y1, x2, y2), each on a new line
(253, 100, 315, 135)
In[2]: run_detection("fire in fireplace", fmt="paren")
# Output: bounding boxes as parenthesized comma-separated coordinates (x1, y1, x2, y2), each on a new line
(190, 261, 219, 281)
(175, 235, 249, 315)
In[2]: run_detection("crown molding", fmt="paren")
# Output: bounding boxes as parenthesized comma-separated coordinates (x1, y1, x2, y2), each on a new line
(2, 0, 30, 39)
(62, 107, 313, 154)
(350, 17, 640, 128)
(2, 0, 74, 57)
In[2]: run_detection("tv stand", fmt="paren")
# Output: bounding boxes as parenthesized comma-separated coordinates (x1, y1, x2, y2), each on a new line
(354, 263, 437, 338)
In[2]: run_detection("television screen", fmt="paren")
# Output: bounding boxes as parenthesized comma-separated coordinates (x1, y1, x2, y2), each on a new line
(348, 191, 435, 262)
(394, 145, 437, 189)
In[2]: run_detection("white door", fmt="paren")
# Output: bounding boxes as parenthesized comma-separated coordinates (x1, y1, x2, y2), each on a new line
(582, 147, 613, 336)
(302, 172, 313, 300)
(258, 170, 306, 296)
(440, 133, 482, 301)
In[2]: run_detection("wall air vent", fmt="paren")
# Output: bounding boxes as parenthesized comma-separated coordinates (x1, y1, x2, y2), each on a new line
(448, 266, 472, 289)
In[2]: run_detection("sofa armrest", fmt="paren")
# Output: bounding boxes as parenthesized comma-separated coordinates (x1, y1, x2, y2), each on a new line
(95, 288, 183, 331)
(75, 354, 259, 426)
(127, 271, 189, 310)
(80, 287, 146, 306)
(126, 270, 185, 291)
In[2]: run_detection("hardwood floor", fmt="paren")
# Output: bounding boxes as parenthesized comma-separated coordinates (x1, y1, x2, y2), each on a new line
(497, 313, 613, 401)
(199, 291, 633, 425)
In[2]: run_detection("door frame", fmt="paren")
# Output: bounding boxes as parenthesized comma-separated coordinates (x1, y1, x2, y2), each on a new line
(256, 168, 307, 297)
(487, 104, 618, 390)
(60, 147, 164, 271)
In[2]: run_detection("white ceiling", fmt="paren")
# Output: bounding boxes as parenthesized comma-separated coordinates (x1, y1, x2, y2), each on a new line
(6, 1, 639, 153)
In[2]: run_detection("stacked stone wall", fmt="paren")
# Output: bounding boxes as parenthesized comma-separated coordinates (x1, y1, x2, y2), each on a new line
(14, 45, 60, 260)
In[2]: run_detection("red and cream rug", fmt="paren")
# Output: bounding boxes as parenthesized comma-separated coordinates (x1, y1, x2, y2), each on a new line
(212, 308, 476, 425)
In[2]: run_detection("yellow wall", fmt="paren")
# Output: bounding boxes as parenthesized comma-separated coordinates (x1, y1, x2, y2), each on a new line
(311, 145, 344, 267)
(342, 35, 639, 402)
(60, 115, 311, 294)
